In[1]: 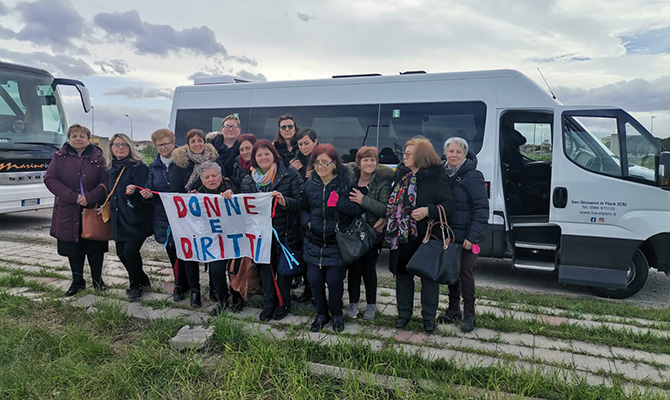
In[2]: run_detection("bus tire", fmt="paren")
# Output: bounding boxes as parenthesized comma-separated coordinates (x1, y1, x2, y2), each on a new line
(587, 249, 649, 299)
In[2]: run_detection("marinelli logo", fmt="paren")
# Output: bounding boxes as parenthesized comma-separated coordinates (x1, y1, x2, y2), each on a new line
(0, 161, 49, 172)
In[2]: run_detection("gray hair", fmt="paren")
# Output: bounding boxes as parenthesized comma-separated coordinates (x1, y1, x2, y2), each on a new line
(200, 161, 221, 175)
(443, 136, 468, 156)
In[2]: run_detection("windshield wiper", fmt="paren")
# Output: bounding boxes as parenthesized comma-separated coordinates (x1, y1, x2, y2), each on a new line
(13, 142, 60, 150)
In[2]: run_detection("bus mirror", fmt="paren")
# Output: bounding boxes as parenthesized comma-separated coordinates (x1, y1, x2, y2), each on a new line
(660, 152, 670, 189)
(52, 78, 92, 113)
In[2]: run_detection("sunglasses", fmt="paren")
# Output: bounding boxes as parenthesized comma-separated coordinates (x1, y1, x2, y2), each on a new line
(280, 124, 294, 130)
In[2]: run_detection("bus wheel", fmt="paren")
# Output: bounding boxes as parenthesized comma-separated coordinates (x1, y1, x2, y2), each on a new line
(587, 250, 649, 299)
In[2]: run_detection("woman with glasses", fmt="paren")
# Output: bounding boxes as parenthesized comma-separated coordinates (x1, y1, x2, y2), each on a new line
(229, 133, 257, 190)
(213, 114, 241, 177)
(108, 133, 153, 302)
(387, 137, 455, 332)
(273, 114, 300, 168)
(238, 139, 303, 321)
(170, 129, 219, 308)
(301, 144, 362, 333)
(45, 124, 109, 296)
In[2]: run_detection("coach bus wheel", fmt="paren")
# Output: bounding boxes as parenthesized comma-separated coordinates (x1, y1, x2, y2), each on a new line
(587, 249, 649, 299)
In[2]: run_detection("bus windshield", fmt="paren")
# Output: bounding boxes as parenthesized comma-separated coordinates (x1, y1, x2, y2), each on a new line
(0, 68, 67, 147)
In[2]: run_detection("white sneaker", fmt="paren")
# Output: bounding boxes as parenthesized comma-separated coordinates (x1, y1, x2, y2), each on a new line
(363, 304, 377, 320)
(345, 303, 359, 318)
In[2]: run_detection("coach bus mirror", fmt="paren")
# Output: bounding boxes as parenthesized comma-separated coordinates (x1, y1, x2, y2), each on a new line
(660, 152, 670, 189)
(52, 78, 92, 113)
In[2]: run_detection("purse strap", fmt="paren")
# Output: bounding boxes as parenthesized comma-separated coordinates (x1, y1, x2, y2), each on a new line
(102, 165, 126, 207)
(422, 204, 454, 250)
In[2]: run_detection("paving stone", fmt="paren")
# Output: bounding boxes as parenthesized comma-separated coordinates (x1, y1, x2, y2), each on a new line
(74, 294, 105, 308)
(610, 359, 664, 383)
(102, 276, 130, 286)
(572, 353, 615, 376)
(7, 286, 31, 295)
(533, 348, 574, 366)
(170, 325, 213, 351)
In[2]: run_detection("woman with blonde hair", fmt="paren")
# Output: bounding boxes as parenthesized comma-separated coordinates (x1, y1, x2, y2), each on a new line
(108, 133, 153, 302)
(386, 137, 455, 332)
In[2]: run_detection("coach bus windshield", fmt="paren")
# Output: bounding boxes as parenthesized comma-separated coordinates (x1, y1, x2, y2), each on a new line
(0, 68, 67, 148)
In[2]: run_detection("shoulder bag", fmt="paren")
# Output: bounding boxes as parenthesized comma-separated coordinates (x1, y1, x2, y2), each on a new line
(335, 212, 378, 265)
(406, 204, 462, 285)
(81, 166, 125, 241)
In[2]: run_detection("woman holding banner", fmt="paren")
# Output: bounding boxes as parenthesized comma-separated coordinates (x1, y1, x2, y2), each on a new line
(239, 139, 303, 322)
(301, 144, 362, 333)
(45, 124, 109, 296)
(170, 129, 219, 308)
(109, 133, 153, 302)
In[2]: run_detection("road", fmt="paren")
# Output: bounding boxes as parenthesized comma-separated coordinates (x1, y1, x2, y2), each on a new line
(1, 208, 668, 308)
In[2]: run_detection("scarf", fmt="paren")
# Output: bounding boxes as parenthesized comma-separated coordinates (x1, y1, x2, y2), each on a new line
(252, 163, 277, 188)
(385, 172, 418, 250)
(185, 147, 214, 191)
(445, 159, 466, 177)
(237, 155, 252, 172)
(160, 155, 173, 167)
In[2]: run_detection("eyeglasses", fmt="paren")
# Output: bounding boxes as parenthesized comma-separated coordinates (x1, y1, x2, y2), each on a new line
(222, 125, 239, 130)
(314, 161, 333, 168)
(155, 142, 173, 148)
(112, 143, 130, 148)
(280, 124, 294, 130)
(403, 152, 413, 157)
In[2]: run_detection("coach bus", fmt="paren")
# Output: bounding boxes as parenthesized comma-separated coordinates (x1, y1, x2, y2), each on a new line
(169, 69, 669, 299)
(0, 61, 91, 214)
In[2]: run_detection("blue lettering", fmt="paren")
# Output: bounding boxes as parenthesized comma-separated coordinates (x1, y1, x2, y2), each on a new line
(192, 235, 200, 259)
(209, 219, 222, 233)
(227, 233, 243, 258)
(224, 197, 241, 216)
(188, 196, 201, 217)
(255, 236, 262, 262)
(200, 237, 215, 261)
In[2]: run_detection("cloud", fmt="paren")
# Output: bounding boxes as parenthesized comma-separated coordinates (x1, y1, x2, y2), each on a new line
(296, 12, 315, 22)
(224, 55, 258, 66)
(94, 9, 226, 57)
(620, 27, 670, 55)
(94, 59, 133, 75)
(14, 0, 89, 53)
(0, 1, 8, 15)
(527, 54, 592, 63)
(0, 48, 95, 77)
(554, 76, 670, 112)
(104, 86, 174, 100)
(236, 70, 267, 82)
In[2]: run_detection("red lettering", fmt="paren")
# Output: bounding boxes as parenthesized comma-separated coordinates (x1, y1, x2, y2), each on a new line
(218, 234, 225, 258)
(244, 196, 258, 215)
(180, 237, 193, 258)
(174, 196, 187, 218)
(245, 233, 256, 259)
(203, 195, 221, 218)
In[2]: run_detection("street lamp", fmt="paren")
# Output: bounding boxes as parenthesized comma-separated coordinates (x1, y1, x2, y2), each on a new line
(90, 106, 94, 135)
(651, 116, 655, 135)
(124, 114, 133, 141)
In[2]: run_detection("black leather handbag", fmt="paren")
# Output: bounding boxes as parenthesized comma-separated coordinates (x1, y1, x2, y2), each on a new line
(406, 204, 462, 284)
(335, 214, 378, 264)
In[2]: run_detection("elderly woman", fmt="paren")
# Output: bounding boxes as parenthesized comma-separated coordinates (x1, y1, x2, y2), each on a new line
(229, 133, 257, 189)
(191, 161, 243, 315)
(109, 133, 153, 302)
(301, 144, 363, 333)
(212, 114, 242, 177)
(45, 124, 109, 296)
(273, 114, 300, 168)
(170, 128, 219, 307)
(239, 139, 304, 321)
(437, 137, 489, 332)
(387, 137, 455, 332)
(344, 146, 394, 320)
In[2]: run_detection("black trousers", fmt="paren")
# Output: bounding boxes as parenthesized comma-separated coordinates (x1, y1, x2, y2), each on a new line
(66, 239, 106, 286)
(347, 245, 380, 305)
(167, 243, 190, 292)
(116, 238, 149, 289)
(307, 264, 347, 317)
(208, 260, 230, 302)
(257, 243, 292, 311)
(182, 260, 201, 292)
(392, 239, 441, 322)
(447, 249, 478, 316)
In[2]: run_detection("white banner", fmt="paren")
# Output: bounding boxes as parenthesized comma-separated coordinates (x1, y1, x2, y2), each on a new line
(159, 192, 273, 263)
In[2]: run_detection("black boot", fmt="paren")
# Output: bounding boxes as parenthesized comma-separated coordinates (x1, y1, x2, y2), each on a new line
(190, 289, 202, 308)
(64, 281, 85, 297)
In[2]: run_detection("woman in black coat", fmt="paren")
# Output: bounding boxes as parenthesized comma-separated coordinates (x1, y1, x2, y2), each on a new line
(239, 139, 304, 322)
(272, 114, 300, 168)
(386, 137, 456, 333)
(229, 134, 257, 190)
(437, 137, 489, 332)
(301, 144, 363, 333)
(45, 124, 109, 296)
(108, 133, 153, 302)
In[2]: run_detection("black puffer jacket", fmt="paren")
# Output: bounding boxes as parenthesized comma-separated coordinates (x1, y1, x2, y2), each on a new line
(300, 167, 363, 267)
(109, 158, 153, 241)
(442, 152, 489, 244)
(211, 135, 239, 178)
(274, 141, 298, 168)
(229, 158, 250, 191)
(240, 163, 304, 251)
(145, 154, 175, 244)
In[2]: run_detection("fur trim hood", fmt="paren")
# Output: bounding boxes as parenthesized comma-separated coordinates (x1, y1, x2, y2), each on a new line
(171, 143, 218, 168)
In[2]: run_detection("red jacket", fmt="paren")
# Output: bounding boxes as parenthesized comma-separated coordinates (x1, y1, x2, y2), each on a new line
(45, 143, 109, 242)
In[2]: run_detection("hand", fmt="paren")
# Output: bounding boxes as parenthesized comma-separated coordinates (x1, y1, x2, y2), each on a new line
(76, 194, 87, 207)
(126, 185, 136, 195)
(307, 222, 311, 230)
(463, 239, 473, 251)
(411, 207, 429, 221)
(289, 158, 303, 170)
(188, 189, 198, 194)
(222, 189, 234, 199)
(305, 169, 313, 179)
(271, 190, 286, 207)
(348, 188, 364, 204)
(372, 217, 387, 233)
(140, 189, 153, 199)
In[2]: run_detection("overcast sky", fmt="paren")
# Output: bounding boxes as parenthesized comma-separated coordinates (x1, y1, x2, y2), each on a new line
(1, 0, 668, 140)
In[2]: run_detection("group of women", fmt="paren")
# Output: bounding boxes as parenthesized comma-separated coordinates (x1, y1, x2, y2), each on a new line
(45, 114, 488, 334)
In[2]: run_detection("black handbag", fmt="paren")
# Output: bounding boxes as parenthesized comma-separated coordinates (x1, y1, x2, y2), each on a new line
(335, 213, 378, 264)
(406, 204, 462, 284)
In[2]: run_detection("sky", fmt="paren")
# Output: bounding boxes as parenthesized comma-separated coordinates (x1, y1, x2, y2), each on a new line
(0, 0, 668, 140)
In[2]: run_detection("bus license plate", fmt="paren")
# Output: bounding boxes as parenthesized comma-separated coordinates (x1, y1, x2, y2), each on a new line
(21, 198, 40, 207)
